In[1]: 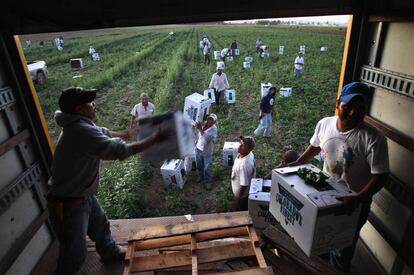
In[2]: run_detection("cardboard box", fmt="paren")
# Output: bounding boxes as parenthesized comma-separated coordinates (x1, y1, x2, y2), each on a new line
(234, 49, 240, 55)
(183, 93, 212, 126)
(184, 155, 197, 175)
(261, 83, 273, 97)
(199, 40, 204, 48)
(70, 58, 84, 70)
(300, 45, 306, 54)
(225, 89, 236, 104)
(320, 46, 328, 52)
(279, 87, 292, 97)
(226, 56, 234, 62)
(279, 46, 285, 55)
(203, 89, 215, 104)
(92, 52, 100, 61)
(137, 112, 194, 161)
(243, 62, 251, 69)
(248, 178, 278, 229)
(269, 164, 361, 257)
(222, 142, 239, 167)
(214, 51, 221, 60)
(160, 159, 186, 189)
(216, 61, 225, 70)
(245, 56, 253, 63)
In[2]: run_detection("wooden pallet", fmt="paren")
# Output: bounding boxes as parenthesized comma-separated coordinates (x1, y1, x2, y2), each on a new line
(123, 212, 272, 275)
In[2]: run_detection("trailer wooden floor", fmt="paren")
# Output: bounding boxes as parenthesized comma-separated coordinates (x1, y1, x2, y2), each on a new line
(75, 211, 351, 275)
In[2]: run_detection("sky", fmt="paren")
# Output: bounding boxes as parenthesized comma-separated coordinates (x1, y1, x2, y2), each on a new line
(226, 15, 350, 25)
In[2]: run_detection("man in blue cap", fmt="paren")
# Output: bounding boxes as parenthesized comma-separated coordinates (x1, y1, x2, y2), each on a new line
(290, 82, 389, 273)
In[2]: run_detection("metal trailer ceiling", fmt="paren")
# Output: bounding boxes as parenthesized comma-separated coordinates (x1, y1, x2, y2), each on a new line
(2, 0, 414, 35)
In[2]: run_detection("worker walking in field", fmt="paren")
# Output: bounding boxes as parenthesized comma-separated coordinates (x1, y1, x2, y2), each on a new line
(203, 38, 212, 65)
(294, 51, 305, 77)
(47, 87, 169, 275)
(130, 92, 156, 128)
(254, 86, 277, 138)
(208, 64, 230, 106)
(229, 40, 238, 57)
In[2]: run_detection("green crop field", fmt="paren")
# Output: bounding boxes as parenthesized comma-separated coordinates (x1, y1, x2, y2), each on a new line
(21, 24, 346, 218)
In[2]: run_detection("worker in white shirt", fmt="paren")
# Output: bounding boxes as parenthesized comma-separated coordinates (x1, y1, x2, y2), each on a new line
(294, 51, 305, 77)
(208, 64, 230, 106)
(129, 93, 156, 128)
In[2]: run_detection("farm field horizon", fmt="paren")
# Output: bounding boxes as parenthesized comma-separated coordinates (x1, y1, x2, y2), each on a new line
(21, 24, 346, 219)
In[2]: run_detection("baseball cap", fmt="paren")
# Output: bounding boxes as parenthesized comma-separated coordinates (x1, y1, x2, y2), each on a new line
(59, 87, 97, 113)
(339, 82, 369, 104)
(208, 113, 217, 122)
(240, 135, 255, 150)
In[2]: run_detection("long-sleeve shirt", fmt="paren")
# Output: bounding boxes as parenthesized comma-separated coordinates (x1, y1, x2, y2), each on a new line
(209, 72, 229, 92)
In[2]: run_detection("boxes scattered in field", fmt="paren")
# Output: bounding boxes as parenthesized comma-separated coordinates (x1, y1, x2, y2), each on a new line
(279, 46, 285, 55)
(203, 89, 215, 103)
(184, 155, 197, 175)
(222, 142, 239, 167)
(184, 93, 212, 125)
(225, 89, 236, 104)
(199, 41, 204, 48)
(320, 46, 328, 52)
(214, 51, 221, 60)
(300, 45, 306, 54)
(243, 62, 251, 69)
(92, 52, 100, 61)
(160, 159, 186, 189)
(269, 164, 361, 257)
(137, 112, 194, 161)
(279, 87, 292, 97)
(70, 58, 84, 70)
(249, 178, 278, 229)
(226, 56, 234, 62)
(234, 49, 240, 55)
(261, 83, 273, 97)
(216, 61, 225, 70)
(245, 56, 253, 63)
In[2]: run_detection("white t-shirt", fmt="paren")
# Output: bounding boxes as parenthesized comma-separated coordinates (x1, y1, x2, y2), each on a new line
(209, 73, 230, 92)
(294, 56, 304, 70)
(231, 152, 256, 199)
(310, 116, 389, 192)
(130, 102, 155, 120)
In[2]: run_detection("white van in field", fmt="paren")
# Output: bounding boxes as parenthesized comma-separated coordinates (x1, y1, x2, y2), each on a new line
(27, 60, 48, 85)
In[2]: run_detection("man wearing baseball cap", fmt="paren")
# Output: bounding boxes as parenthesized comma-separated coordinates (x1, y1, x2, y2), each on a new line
(231, 135, 256, 210)
(208, 65, 230, 106)
(48, 87, 169, 274)
(290, 82, 389, 272)
(195, 113, 218, 190)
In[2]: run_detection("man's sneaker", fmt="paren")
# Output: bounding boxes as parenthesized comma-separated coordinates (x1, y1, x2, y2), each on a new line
(101, 245, 126, 264)
(205, 182, 213, 190)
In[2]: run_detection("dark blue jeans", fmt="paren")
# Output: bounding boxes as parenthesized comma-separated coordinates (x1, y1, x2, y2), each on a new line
(49, 195, 118, 275)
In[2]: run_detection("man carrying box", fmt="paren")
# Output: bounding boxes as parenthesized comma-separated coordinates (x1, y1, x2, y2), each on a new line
(290, 82, 389, 272)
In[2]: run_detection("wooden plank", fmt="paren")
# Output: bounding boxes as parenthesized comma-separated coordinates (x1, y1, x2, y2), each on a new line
(247, 226, 267, 268)
(130, 212, 252, 241)
(262, 225, 345, 275)
(262, 249, 306, 275)
(123, 243, 135, 275)
(133, 227, 248, 250)
(131, 241, 255, 272)
(0, 129, 30, 157)
(214, 267, 274, 274)
(191, 235, 198, 275)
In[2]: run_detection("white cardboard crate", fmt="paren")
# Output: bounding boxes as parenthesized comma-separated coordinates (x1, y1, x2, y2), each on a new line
(300, 45, 306, 54)
(183, 93, 212, 125)
(245, 56, 253, 63)
(279, 46, 284, 55)
(137, 112, 194, 161)
(243, 62, 251, 69)
(234, 49, 240, 55)
(261, 83, 273, 98)
(269, 164, 361, 257)
(248, 178, 278, 229)
(214, 51, 221, 60)
(225, 89, 236, 104)
(217, 61, 225, 70)
(92, 52, 100, 61)
(279, 87, 292, 97)
(203, 89, 215, 104)
(222, 142, 239, 167)
(160, 159, 186, 189)
(184, 155, 197, 175)
(320, 46, 328, 52)
(226, 56, 234, 62)
(199, 40, 204, 48)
